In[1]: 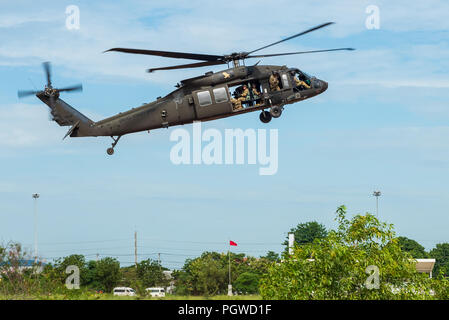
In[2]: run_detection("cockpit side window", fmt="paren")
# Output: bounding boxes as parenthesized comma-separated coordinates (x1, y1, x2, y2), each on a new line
(297, 70, 312, 84)
(292, 70, 312, 91)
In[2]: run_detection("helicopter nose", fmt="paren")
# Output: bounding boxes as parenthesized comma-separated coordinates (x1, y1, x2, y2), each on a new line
(321, 80, 328, 92)
(320, 80, 328, 92)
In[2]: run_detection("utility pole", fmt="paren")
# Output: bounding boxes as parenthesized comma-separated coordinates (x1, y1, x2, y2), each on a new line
(32, 193, 39, 262)
(373, 190, 381, 218)
(134, 231, 138, 268)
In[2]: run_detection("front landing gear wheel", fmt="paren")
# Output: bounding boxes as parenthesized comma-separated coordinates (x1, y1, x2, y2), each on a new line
(107, 148, 114, 155)
(260, 111, 272, 123)
(270, 106, 282, 118)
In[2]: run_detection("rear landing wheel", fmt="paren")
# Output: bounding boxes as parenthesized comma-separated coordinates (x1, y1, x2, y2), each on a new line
(106, 135, 122, 156)
(260, 111, 272, 123)
(270, 106, 282, 118)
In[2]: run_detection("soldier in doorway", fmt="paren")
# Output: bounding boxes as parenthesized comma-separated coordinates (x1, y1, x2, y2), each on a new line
(269, 74, 280, 91)
(237, 84, 249, 107)
(231, 97, 242, 110)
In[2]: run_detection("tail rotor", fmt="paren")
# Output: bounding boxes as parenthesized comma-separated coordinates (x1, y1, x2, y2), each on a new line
(17, 62, 83, 99)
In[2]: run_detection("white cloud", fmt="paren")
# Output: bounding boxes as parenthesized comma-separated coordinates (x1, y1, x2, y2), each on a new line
(0, 0, 448, 88)
(0, 103, 63, 147)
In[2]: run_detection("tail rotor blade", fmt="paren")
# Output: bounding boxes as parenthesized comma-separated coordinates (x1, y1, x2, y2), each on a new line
(43, 61, 52, 87)
(58, 84, 83, 93)
(18, 61, 83, 104)
(17, 90, 40, 98)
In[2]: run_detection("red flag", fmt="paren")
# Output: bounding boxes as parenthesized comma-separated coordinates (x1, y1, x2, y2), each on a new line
(229, 240, 237, 246)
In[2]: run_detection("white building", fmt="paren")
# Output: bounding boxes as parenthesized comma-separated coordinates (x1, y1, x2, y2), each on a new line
(414, 259, 436, 278)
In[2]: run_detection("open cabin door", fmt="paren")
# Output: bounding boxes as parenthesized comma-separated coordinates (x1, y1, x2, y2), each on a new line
(193, 86, 232, 119)
(268, 72, 293, 105)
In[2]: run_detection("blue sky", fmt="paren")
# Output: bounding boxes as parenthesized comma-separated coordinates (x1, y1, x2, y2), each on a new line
(1, 0, 449, 269)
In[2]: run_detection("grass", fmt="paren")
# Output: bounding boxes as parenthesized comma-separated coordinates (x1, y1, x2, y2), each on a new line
(0, 293, 262, 300)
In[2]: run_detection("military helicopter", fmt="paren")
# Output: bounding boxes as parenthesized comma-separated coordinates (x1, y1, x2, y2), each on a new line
(18, 22, 353, 155)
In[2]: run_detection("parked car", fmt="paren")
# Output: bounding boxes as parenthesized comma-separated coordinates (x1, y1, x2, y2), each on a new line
(145, 287, 165, 297)
(113, 287, 136, 296)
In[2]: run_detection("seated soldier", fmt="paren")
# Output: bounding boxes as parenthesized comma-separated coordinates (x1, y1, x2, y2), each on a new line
(269, 74, 280, 91)
(250, 83, 260, 99)
(237, 84, 249, 107)
(292, 71, 311, 90)
(249, 83, 261, 106)
(294, 76, 311, 90)
(231, 97, 242, 110)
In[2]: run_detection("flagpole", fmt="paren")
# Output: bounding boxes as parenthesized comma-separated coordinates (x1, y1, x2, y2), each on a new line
(228, 239, 232, 296)
(228, 240, 231, 285)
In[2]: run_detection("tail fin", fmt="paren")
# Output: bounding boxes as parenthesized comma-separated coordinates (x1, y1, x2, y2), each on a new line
(37, 93, 93, 138)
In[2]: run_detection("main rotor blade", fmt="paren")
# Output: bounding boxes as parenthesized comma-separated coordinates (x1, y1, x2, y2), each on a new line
(246, 22, 335, 55)
(57, 84, 83, 93)
(43, 61, 52, 87)
(247, 47, 355, 59)
(105, 48, 224, 62)
(18, 90, 40, 98)
(147, 60, 227, 73)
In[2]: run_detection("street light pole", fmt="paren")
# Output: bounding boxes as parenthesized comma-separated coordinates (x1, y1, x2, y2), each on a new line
(32, 193, 40, 261)
(373, 191, 381, 218)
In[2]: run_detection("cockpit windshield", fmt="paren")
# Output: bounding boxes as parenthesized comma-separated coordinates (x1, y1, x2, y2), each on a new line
(299, 70, 313, 80)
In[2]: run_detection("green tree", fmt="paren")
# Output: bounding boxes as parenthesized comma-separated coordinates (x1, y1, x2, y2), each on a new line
(136, 259, 166, 288)
(175, 252, 246, 296)
(0, 243, 36, 295)
(283, 221, 327, 248)
(88, 257, 121, 292)
(54, 254, 88, 285)
(234, 272, 260, 294)
(430, 243, 449, 277)
(397, 237, 428, 258)
(174, 251, 273, 296)
(260, 206, 435, 300)
(262, 251, 280, 262)
(184, 253, 228, 295)
(0, 242, 64, 296)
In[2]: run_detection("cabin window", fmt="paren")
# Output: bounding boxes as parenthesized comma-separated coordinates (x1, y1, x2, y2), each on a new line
(197, 91, 212, 106)
(213, 87, 228, 103)
(281, 74, 290, 88)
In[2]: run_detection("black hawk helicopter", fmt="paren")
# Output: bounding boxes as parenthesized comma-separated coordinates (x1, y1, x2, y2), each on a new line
(18, 22, 353, 155)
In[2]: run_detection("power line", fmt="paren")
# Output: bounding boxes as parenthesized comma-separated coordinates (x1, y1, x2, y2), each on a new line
(39, 246, 134, 252)
(38, 238, 133, 245)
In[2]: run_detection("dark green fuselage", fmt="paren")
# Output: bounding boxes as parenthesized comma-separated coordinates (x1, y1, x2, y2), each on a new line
(37, 65, 328, 138)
